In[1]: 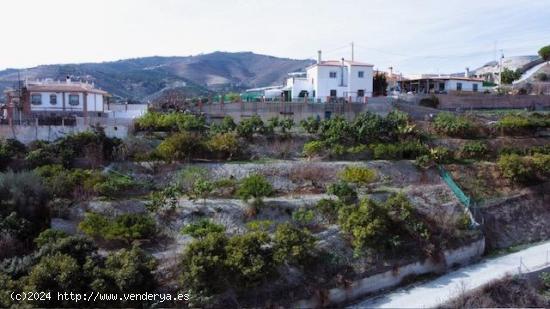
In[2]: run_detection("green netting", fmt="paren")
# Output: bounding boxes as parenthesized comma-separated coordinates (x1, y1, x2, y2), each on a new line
(438, 165, 471, 208)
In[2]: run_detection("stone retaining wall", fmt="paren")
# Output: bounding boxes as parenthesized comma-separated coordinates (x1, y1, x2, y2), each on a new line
(294, 237, 486, 307)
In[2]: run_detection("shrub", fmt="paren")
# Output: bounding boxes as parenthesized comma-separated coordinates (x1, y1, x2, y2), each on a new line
(370, 141, 428, 160)
(156, 131, 204, 162)
(189, 179, 214, 206)
(236, 174, 273, 207)
(93, 172, 136, 198)
(236, 115, 265, 139)
(181, 232, 229, 296)
(497, 154, 535, 183)
(79, 213, 156, 243)
(224, 230, 275, 288)
(104, 246, 156, 294)
(433, 112, 474, 137)
(181, 219, 225, 239)
(146, 185, 179, 213)
(339, 166, 377, 184)
(175, 166, 208, 193)
(292, 208, 315, 228)
(537, 72, 548, 81)
(459, 140, 489, 159)
(300, 116, 321, 134)
(207, 132, 239, 159)
(327, 181, 357, 204)
(496, 114, 550, 130)
(210, 116, 237, 134)
(429, 146, 454, 164)
(273, 223, 316, 266)
(135, 112, 206, 132)
(319, 116, 354, 145)
(338, 199, 391, 254)
(315, 198, 342, 223)
(532, 153, 550, 176)
(34, 229, 69, 248)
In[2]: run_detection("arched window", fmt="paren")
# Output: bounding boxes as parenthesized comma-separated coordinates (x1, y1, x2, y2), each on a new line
(50, 94, 57, 105)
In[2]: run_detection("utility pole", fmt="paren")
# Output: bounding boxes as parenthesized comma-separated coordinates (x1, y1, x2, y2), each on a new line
(351, 42, 354, 61)
(499, 49, 504, 85)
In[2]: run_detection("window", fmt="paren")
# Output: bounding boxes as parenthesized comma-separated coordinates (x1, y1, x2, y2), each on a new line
(473, 83, 479, 92)
(49, 94, 57, 105)
(31, 94, 42, 105)
(330, 89, 337, 97)
(68, 94, 79, 106)
(456, 82, 462, 91)
(439, 83, 445, 91)
(329, 72, 337, 78)
(358, 71, 364, 78)
(357, 89, 365, 97)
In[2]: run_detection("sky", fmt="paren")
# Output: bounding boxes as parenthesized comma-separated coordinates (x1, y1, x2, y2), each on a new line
(0, 0, 549, 75)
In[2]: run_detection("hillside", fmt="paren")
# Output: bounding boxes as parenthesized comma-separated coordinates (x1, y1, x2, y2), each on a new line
(0, 52, 315, 102)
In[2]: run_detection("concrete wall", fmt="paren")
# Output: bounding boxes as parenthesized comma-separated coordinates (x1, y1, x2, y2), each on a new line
(294, 238, 486, 307)
(436, 94, 550, 110)
(0, 124, 128, 144)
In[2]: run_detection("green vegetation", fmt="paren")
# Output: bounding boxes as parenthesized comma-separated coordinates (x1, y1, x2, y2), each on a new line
(236, 174, 273, 208)
(135, 111, 206, 132)
(79, 212, 156, 243)
(328, 181, 358, 204)
(459, 140, 489, 160)
(496, 113, 550, 131)
(156, 131, 203, 162)
(339, 166, 377, 184)
(300, 116, 321, 134)
(181, 219, 225, 239)
(538, 45, 550, 61)
(501, 68, 522, 84)
(433, 112, 475, 137)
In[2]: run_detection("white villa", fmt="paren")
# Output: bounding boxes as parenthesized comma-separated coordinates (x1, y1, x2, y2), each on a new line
(244, 52, 374, 103)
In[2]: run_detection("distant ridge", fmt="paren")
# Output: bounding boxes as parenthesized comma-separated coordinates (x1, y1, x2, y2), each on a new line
(0, 52, 315, 102)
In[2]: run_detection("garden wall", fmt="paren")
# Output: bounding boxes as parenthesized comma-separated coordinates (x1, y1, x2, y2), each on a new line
(436, 94, 550, 110)
(294, 237, 486, 307)
(0, 124, 128, 143)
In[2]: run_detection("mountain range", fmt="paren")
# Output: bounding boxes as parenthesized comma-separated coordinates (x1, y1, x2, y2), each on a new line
(0, 52, 315, 102)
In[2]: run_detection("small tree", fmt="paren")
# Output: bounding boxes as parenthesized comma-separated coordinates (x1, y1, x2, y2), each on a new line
(273, 223, 316, 266)
(538, 45, 550, 61)
(207, 132, 239, 160)
(501, 68, 522, 84)
(190, 179, 214, 206)
(236, 174, 273, 211)
(327, 181, 357, 204)
(181, 219, 225, 239)
(300, 116, 321, 134)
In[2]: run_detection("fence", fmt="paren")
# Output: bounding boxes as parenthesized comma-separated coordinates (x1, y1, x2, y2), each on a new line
(438, 165, 471, 208)
(185, 98, 393, 122)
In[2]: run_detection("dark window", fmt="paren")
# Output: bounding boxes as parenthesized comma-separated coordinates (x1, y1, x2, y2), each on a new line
(473, 83, 478, 92)
(329, 72, 337, 78)
(49, 94, 57, 105)
(357, 89, 365, 97)
(439, 83, 445, 91)
(298, 90, 309, 97)
(31, 94, 42, 105)
(358, 71, 364, 78)
(68, 94, 79, 106)
(330, 89, 337, 97)
(456, 83, 463, 91)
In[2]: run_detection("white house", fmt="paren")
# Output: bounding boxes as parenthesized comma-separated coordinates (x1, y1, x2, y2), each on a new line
(398, 74, 484, 94)
(3, 77, 110, 120)
(244, 52, 374, 103)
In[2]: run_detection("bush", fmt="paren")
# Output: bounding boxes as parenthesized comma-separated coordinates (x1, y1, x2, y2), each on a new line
(236, 115, 265, 139)
(210, 116, 237, 134)
(300, 116, 321, 134)
(459, 140, 489, 159)
(315, 198, 342, 223)
(135, 112, 206, 132)
(156, 131, 204, 162)
(292, 208, 315, 228)
(146, 185, 179, 213)
(303, 140, 325, 158)
(496, 113, 550, 131)
(224, 230, 275, 288)
(103, 246, 156, 294)
(537, 72, 548, 81)
(339, 166, 377, 184)
(429, 146, 454, 164)
(207, 132, 239, 159)
(497, 154, 535, 183)
(0, 139, 26, 170)
(273, 223, 316, 265)
(433, 112, 474, 137)
(532, 153, 550, 176)
(34, 229, 68, 248)
(538, 45, 550, 61)
(79, 213, 156, 243)
(181, 219, 225, 239)
(236, 174, 273, 207)
(93, 172, 136, 198)
(327, 181, 357, 204)
(181, 232, 229, 297)
(370, 140, 428, 160)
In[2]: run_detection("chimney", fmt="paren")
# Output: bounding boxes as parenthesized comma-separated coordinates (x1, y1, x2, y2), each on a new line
(66, 75, 71, 84)
(317, 50, 322, 64)
(465, 67, 470, 78)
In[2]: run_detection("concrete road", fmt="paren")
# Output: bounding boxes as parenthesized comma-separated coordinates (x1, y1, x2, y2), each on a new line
(351, 241, 550, 308)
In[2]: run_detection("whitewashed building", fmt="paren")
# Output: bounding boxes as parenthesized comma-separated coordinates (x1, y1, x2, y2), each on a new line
(3, 77, 110, 121)
(244, 52, 374, 103)
(398, 74, 484, 94)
